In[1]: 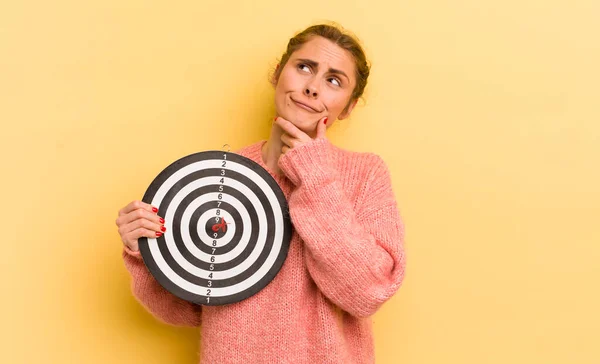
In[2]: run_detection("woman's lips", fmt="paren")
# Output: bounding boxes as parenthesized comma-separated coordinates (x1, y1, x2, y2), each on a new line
(291, 98, 319, 113)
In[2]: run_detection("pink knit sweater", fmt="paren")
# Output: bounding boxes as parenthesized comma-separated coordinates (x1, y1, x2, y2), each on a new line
(122, 138, 406, 364)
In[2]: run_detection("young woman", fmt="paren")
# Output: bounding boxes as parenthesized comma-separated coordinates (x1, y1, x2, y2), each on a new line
(116, 23, 406, 364)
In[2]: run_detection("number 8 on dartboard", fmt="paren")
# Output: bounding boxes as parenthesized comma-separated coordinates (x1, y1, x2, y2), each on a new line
(138, 150, 292, 306)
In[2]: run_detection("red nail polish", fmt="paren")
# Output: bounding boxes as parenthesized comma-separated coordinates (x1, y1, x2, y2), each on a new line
(156, 232, 163, 237)
(152, 207, 158, 213)
(324, 117, 328, 125)
(159, 217, 165, 224)
(161, 226, 166, 232)
(274, 116, 277, 121)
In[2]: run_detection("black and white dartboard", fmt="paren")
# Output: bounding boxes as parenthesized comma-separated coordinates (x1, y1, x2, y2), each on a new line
(138, 149, 292, 306)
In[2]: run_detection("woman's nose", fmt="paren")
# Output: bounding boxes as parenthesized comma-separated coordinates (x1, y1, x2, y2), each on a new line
(304, 85, 318, 98)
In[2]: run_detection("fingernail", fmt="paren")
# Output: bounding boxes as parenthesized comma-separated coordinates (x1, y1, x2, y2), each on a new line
(159, 217, 165, 224)
(156, 232, 163, 237)
(161, 226, 166, 232)
(324, 117, 328, 125)
(273, 116, 277, 121)
(152, 207, 158, 213)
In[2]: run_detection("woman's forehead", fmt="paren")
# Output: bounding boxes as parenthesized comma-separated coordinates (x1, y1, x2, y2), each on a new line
(290, 37, 356, 75)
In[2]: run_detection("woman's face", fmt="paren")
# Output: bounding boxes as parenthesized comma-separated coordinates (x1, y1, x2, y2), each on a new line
(273, 36, 357, 136)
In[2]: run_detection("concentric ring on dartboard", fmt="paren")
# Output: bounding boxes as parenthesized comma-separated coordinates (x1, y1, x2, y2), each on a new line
(144, 167, 279, 300)
(170, 186, 261, 269)
(200, 209, 233, 241)
(184, 198, 246, 256)
(194, 205, 238, 250)
(151, 173, 274, 294)
(138, 150, 292, 306)
(197, 209, 234, 246)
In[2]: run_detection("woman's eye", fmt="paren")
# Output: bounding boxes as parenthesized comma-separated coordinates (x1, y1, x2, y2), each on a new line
(329, 78, 341, 86)
(298, 64, 310, 72)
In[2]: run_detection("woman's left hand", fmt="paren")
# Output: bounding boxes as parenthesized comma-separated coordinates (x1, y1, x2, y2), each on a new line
(275, 116, 328, 155)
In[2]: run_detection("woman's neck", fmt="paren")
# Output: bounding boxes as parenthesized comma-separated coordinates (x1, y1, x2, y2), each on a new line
(261, 123, 285, 176)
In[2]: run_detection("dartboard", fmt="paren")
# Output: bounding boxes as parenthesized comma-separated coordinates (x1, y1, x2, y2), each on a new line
(138, 149, 292, 306)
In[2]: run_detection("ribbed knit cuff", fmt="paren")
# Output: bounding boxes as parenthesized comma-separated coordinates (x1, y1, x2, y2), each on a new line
(277, 137, 333, 187)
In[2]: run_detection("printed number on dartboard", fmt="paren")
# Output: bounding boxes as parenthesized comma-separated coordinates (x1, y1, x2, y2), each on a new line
(206, 152, 228, 304)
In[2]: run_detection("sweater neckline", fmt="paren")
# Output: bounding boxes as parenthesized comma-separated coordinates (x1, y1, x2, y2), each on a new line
(245, 139, 289, 184)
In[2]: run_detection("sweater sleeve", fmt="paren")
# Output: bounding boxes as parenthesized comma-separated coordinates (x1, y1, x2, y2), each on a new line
(122, 247, 202, 327)
(277, 138, 406, 318)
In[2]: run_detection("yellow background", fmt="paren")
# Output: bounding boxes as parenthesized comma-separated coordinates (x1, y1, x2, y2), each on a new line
(1, 0, 598, 363)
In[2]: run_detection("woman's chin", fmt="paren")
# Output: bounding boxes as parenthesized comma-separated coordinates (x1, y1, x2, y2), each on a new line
(285, 112, 319, 129)
(292, 119, 318, 134)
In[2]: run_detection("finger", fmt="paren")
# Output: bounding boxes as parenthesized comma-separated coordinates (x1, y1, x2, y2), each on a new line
(275, 117, 305, 140)
(281, 145, 291, 154)
(116, 207, 164, 227)
(280, 132, 295, 148)
(119, 200, 158, 216)
(316, 116, 328, 139)
(122, 227, 163, 252)
(119, 216, 166, 239)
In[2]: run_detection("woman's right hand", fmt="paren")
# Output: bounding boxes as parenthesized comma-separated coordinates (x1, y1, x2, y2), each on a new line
(116, 200, 166, 252)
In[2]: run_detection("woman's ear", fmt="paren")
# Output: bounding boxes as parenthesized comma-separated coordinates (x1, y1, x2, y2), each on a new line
(338, 99, 358, 120)
(270, 63, 280, 87)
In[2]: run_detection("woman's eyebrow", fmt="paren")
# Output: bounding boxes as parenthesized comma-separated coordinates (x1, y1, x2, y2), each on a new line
(296, 58, 349, 81)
